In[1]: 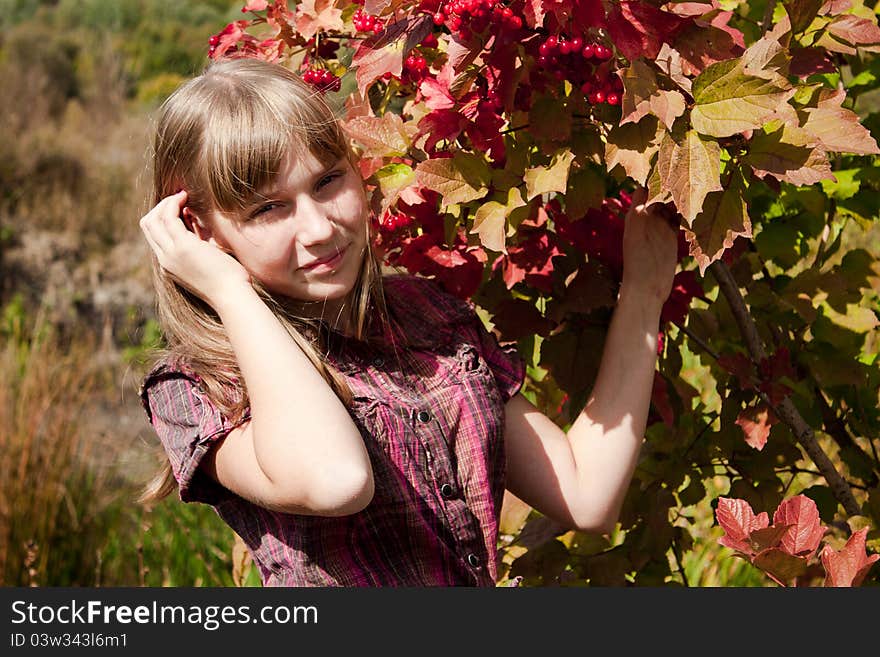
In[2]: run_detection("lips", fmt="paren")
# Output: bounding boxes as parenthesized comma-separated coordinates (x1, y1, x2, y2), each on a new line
(300, 244, 348, 271)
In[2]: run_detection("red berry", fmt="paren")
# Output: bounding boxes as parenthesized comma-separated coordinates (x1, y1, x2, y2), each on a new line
(606, 92, 620, 106)
(581, 44, 594, 58)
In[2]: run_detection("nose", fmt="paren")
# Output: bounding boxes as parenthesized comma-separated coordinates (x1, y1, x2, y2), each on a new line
(296, 198, 337, 247)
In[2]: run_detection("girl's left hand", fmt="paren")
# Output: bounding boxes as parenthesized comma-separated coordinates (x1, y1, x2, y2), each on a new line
(619, 187, 680, 309)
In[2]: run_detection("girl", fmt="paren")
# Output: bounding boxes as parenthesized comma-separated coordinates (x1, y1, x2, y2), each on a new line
(138, 57, 679, 586)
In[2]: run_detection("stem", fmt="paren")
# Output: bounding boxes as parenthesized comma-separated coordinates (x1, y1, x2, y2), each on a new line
(708, 260, 862, 516)
(671, 538, 690, 587)
(761, 0, 778, 32)
(674, 320, 721, 361)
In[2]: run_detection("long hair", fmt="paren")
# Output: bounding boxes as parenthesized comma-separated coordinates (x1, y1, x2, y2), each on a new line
(139, 58, 390, 504)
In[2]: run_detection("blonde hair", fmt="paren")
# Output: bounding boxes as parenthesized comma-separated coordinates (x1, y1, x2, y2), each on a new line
(139, 57, 390, 504)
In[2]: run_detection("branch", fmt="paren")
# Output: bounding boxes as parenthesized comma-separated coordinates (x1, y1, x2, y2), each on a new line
(708, 260, 862, 517)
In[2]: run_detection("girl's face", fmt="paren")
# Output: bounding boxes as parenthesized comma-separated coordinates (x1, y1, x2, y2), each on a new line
(197, 148, 369, 324)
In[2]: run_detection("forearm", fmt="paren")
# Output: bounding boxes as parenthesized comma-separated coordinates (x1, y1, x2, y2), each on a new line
(213, 286, 370, 488)
(565, 286, 663, 530)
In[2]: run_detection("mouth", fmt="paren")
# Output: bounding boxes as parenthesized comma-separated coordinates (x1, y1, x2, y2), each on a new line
(299, 244, 349, 272)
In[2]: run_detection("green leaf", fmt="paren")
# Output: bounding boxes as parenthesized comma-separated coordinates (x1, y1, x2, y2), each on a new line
(374, 163, 416, 207)
(819, 169, 860, 201)
(755, 221, 801, 269)
(469, 187, 524, 253)
(691, 58, 794, 138)
(524, 149, 576, 200)
(415, 153, 490, 208)
(656, 128, 723, 223)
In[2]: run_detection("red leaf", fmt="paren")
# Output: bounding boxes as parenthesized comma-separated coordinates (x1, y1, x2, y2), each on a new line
(717, 352, 757, 390)
(735, 402, 777, 451)
(821, 528, 880, 587)
(752, 548, 809, 586)
(605, 1, 691, 60)
(716, 497, 770, 555)
(773, 495, 826, 557)
(659, 270, 707, 325)
(749, 524, 793, 553)
(491, 298, 555, 342)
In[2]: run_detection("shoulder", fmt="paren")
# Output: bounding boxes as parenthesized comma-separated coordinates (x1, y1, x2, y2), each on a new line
(381, 273, 476, 326)
(138, 356, 201, 423)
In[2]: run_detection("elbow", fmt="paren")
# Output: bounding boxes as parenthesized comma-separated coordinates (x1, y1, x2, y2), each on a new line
(285, 461, 374, 516)
(571, 509, 619, 536)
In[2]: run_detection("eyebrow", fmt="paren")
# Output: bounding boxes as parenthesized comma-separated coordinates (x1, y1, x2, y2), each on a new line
(253, 158, 346, 200)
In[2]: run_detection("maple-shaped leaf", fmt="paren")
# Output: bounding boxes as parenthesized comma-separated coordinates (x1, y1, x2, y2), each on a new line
(352, 15, 433, 97)
(524, 149, 576, 201)
(605, 1, 691, 60)
(415, 153, 490, 208)
(745, 122, 836, 186)
(753, 548, 810, 586)
(470, 188, 525, 253)
(490, 298, 555, 342)
(420, 64, 456, 110)
(343, 113, 413, 158)
(749, 524, 794, 553)
(675, 20, 745, 76)
(691, 58, 795, 138)
(821, 528, 880, 586)
(773, 495, 826, 557)
(294, 0, 344, 41)
(716, 497, 770, 555)
(825, 13, 880, 47)
(656, 128, 723, 224)
(605, 116, 664, 186)
(735, 402, 778, 451)
(619, 60, 686, 129)
(373, 163, 416, 210)
(655, 44, 692, 94)
(801, 90, 880, 155)
(683, 171, 752, 275)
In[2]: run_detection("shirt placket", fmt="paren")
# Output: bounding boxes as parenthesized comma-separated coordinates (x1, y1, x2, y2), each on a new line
(409, 405, 490, 584)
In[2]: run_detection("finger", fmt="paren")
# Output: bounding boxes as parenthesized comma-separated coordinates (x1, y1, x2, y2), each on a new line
(629, 186, 648, 209)
(140, 210, 174, 254)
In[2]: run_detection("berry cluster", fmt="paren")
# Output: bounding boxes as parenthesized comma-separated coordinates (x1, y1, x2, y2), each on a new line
(533, 33, 622, 105)
(379, 211, 414, 233)
(430, 0, 522, 40)
(302, 68, 341, 92)
(352, 9, 384, 34)
(404, 53, 429, 83)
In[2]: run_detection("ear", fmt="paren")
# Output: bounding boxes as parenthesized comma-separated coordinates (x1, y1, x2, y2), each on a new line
(183, 207, 222, 246)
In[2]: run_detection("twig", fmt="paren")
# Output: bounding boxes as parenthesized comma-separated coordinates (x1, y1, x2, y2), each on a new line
(674, 320, 721, 361)
(708, 260, 862, 516)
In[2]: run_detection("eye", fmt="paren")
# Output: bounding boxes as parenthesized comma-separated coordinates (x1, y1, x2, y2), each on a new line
(316, 171, 343, 190)
(250, 202, 283, 219)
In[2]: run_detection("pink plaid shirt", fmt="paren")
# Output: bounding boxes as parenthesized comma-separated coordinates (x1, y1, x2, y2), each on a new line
(140, 274, 525, 586)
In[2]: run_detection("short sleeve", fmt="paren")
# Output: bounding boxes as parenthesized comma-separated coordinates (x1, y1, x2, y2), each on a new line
(140, 365, 248, 504)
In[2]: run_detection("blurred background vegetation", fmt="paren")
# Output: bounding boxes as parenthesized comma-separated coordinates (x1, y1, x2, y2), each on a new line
(0, 0, 264, 587)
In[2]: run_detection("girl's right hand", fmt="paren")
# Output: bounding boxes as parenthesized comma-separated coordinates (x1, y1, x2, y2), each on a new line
(139, 191, 251, 306)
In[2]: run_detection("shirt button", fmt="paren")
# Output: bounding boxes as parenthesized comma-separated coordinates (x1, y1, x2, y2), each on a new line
(440, 483, 455, 499)
(416, 410, 431, 423)
(466, 553, 481, 568)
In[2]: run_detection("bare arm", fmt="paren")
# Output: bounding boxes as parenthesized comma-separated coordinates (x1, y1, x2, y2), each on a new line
(140, 192, 373, 515)
(504, 190, 678, 533)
